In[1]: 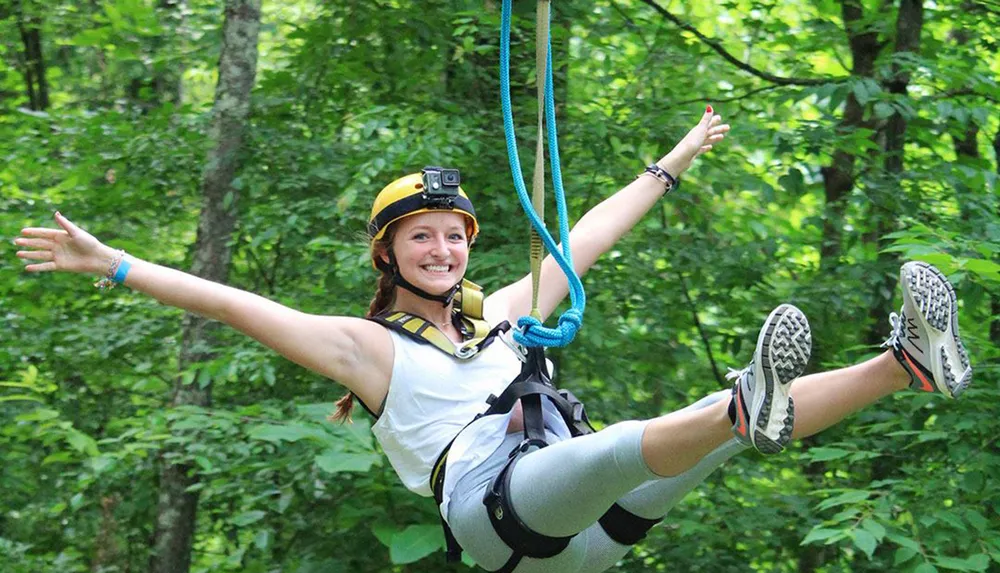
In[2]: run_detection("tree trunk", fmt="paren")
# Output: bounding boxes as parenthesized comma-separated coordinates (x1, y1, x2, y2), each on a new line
(16, 30, 38, 109)
(818, 0, 881, 269)
(951, 13, 981, 224)
(91, 495, 121, 572)
(952, 113, 980, 227)
(15, 5, 49, 111)
(149, 2, 261, 573)
(953, 123, 980, 159)
(953, 122, 981, 219)
(862, 0, 924, 346)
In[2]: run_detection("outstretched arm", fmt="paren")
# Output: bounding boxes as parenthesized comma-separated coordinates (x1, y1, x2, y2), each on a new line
(485, 106, 729, 325)
(14, 213, 392, 404)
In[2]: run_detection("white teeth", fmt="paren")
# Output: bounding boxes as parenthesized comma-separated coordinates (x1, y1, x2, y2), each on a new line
(423, 265, 449, 272)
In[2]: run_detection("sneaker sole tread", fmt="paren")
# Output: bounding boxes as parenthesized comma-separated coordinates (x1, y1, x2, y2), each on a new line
(752, 304, 811, 454)
(903, 262, 972, 397)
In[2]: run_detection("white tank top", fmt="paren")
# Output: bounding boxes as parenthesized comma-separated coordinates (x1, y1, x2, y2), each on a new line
(371, 330, 522, 495)
(370, 330, 572, 520)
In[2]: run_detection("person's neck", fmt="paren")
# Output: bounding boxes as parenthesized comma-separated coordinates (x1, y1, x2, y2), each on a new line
(392, 288, 455, 330)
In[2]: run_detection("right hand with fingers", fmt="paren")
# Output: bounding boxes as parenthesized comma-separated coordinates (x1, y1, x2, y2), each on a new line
(15, 212, 115, 275)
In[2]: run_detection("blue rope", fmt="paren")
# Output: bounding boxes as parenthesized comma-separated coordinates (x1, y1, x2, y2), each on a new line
(500, 0, 586, 348)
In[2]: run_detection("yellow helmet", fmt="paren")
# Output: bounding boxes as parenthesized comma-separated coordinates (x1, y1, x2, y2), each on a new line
(367, 168, 479, 243)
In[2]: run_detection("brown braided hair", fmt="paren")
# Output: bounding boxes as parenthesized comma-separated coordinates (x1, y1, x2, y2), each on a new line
(330, 230, 397, 423)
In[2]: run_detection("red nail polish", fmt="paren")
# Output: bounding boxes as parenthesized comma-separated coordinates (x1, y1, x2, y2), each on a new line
(706, 105, 713, 114)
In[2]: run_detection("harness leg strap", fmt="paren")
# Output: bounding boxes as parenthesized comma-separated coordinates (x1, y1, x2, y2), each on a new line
(483, 446, 574, 571)
(598, 503, 663, 546)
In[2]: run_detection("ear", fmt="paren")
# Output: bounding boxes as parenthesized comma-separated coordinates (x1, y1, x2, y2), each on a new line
(374, 244, 391, 266)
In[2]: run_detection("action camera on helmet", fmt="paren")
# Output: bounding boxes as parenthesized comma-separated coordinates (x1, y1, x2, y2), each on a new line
(422, 166, 461, 207)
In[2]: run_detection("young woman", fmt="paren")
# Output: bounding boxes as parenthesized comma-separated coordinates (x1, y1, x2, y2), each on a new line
(15, 106, 971, 573)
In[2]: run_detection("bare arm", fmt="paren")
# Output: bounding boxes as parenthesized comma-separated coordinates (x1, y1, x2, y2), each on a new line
(15, 214, 392, 405)
(485, 107, 730, 324)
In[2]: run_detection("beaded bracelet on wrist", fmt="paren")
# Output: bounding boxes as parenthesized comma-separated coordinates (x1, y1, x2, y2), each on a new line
(94, 249, 128, 291)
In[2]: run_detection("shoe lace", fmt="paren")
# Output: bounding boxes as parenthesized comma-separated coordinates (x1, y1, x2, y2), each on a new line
(725, 360, 754, 394)
(882, 312, 903, 349)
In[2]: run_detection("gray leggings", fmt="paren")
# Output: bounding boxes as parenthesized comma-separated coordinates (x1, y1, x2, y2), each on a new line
(446, 391, 747, 573)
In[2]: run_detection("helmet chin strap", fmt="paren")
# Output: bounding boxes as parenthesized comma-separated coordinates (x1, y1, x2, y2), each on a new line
(386, 250, 460, 307)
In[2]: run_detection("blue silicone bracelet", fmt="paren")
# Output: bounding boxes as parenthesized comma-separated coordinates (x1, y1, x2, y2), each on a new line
(113, 259, 131, 283)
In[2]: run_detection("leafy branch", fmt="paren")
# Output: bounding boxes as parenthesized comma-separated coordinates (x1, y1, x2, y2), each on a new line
(676, 272, 726, 387)
(637, 0, 845, 86)
(667, 85, 787, 109)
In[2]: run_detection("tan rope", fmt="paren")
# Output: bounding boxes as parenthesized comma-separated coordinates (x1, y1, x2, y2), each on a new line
(529, 0, 551, 321)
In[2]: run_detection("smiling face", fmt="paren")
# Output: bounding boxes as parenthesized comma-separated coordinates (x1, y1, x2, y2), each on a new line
(384, 211, 471, 296)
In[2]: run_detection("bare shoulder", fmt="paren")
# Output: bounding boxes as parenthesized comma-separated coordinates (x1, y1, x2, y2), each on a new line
(273, 313, 394, 418)
(306, 315, 394, 394)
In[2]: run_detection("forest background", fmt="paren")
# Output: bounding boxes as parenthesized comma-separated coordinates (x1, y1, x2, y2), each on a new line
(1, 0, 998, 572)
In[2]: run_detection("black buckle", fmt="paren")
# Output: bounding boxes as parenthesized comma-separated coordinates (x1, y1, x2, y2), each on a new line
(509, 438, 547, 458)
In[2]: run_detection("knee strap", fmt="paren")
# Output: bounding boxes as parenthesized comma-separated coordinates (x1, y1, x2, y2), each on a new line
(598, 503, 663, 546)
(483, 447, 574, 571)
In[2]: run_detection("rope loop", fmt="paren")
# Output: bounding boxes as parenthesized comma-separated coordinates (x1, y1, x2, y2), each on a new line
(501, 0, 586, 349)
(513, 308, 582, 348)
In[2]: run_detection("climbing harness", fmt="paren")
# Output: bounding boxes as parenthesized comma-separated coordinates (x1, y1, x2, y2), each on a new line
(428, 346, 662, 571)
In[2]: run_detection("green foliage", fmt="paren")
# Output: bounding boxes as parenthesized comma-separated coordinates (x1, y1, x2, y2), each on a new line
(1, 0, 998, 572)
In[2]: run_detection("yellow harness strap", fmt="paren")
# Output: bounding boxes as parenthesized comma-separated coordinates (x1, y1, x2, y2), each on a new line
(455, 279, 491, 340)
(375, 279, 496, 360)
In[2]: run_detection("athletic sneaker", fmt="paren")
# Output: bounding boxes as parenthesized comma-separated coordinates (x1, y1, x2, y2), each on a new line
(882, 261, 972, 398)
(728, 304, 812, 454)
